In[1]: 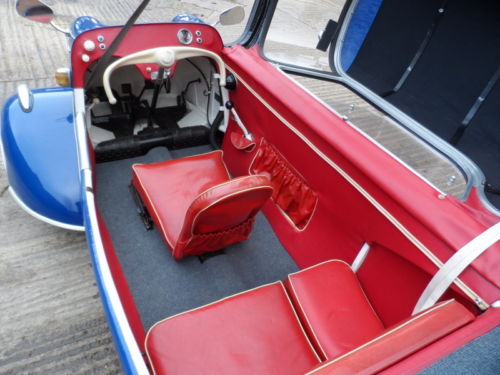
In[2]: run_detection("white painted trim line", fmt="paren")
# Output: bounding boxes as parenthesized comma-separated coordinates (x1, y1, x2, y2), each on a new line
(352, 242, 371, 272)
(8, 186, 84, 231)
(413, 222, 500, 314)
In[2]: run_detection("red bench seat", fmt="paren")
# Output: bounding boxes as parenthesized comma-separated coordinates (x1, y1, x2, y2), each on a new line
(146, 261, 475, 375)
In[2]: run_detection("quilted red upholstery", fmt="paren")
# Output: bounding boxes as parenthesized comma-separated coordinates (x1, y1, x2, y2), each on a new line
(285, 260, 385, 360)
(145, 282, 321, 375)
(132, 151, 273, 259)
(306, 300, 474, 374)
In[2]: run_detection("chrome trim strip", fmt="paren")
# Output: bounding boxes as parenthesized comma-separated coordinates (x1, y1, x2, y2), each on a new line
(73, 89, 148, 374)
(224, 64, 486, 309)
(17, 83, 34, 112)
(8, 186, 84, 231)
(352, 242, 371, 272)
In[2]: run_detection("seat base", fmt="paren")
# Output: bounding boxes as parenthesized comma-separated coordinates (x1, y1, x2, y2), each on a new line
(146, 282, 320, 375)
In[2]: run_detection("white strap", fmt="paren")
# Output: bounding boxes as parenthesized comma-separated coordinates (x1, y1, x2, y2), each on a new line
(413, 222, 500, 315)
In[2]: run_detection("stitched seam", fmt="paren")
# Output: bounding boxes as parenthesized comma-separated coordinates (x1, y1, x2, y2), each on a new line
(190, 174, 270, 204)
(280, 283, 322, 362)
(287, 277, 328, 359)
(188, 184, 273, 236)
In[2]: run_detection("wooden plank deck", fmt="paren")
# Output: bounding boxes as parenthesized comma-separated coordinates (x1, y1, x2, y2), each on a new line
(0, 1, 466, 373)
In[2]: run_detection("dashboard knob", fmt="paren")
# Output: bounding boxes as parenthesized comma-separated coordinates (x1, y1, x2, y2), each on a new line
(81, 54, 90, 63)
(83, 40, 96, 52)
(156, 50, 175, 67)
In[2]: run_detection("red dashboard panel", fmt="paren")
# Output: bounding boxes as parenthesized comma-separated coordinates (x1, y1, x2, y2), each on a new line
(71, 23, 224, 88)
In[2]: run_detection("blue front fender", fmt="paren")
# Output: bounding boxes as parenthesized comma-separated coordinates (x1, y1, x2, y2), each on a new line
(1, 87, 83, 229)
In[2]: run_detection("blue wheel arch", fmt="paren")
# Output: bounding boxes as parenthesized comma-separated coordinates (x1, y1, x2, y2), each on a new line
(1, 87, 83, 229)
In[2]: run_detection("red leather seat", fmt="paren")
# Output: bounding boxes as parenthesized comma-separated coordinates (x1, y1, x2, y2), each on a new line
(132, 151, 273, 260)
(145, 282, 321, 375)
(285, 260, 474, 371)
(145, 260, 474, 375)
(285, 260, 385, 360)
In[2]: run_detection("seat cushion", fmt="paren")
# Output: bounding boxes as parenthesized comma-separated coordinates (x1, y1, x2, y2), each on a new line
(131, 151, 230, 248)
(285, 260, 385, 360)
(146, 282, 321, 375)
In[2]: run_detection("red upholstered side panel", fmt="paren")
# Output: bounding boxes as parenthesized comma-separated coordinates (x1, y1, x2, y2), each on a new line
(221, 45, 500, 309)
(250, 138, 318, 230)
(306, 300, 474, 375)
(145, 282, 320, 375)
(356, 243, 477, 327)
(286, 260, 384, 361)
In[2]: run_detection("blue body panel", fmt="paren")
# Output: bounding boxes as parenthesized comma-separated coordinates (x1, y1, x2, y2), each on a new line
(70, 16, 107, 40)
(1, 87, 83, 227)
(341, 0, 383, 71)
(171, 13, 205, 24)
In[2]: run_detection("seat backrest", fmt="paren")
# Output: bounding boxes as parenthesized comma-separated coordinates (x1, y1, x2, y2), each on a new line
(172, 175, 273, 257)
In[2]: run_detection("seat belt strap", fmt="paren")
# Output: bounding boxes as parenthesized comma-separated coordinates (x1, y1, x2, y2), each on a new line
(413, 222, 500, 315)
(85, 0, 151, 89)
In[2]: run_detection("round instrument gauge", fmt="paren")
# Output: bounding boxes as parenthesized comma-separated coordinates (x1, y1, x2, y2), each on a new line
(177, 29, 193, 45)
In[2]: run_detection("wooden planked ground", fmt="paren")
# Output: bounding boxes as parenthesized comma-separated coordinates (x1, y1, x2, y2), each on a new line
(0, 1, 466, 374)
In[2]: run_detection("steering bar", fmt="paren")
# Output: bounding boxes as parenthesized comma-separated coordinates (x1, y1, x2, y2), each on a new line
(102, 46, 226, 104)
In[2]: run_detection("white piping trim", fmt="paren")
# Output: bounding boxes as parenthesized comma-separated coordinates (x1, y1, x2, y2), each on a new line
(413, 222, 500, 314)
(352, 242, 371, 272)
(280, 282, 322, 362)
(224, 64, 486, 310)
(177, 182, 273, 259)
(8, 186, 85, 231)
(288, 259, 352, 276)
(145, 281, 322, 369)
(306, 300, 457, 374)
(287, 276, 328, 359)
(188, 181, 273, 236)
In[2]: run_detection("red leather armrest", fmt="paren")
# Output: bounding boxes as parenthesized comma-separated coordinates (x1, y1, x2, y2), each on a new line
(305, 300, 474, 375)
